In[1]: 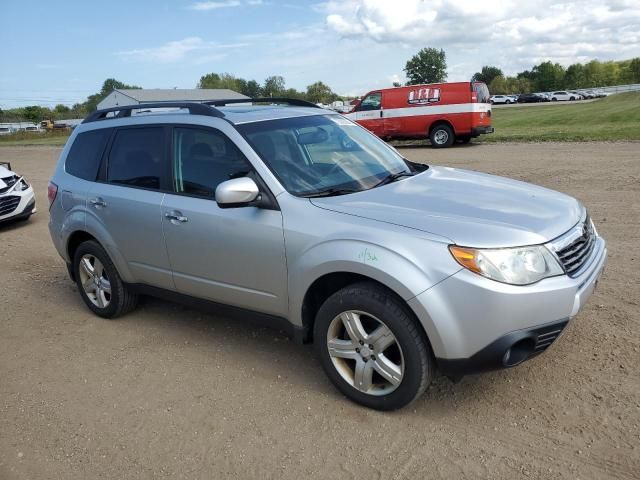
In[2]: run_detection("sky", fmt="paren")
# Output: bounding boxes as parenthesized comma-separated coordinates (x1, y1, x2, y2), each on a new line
(1, 0, 639, 108)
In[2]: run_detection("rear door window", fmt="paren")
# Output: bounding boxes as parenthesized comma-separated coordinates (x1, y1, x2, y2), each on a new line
(65, 129, 111, 181)
(107, 127, 166, 190)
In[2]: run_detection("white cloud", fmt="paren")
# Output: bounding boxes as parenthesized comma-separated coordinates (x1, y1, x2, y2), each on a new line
(323, 0, 640, 77)
(190, 1, 241, 10)
(117, 37, 248, 63)
(189, 0, 266, 10)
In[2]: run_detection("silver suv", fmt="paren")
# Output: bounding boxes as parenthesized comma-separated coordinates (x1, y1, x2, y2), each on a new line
(48, 99, 607, 410)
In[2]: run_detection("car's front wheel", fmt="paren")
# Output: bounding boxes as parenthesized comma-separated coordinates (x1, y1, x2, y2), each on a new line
(314, 282, 434, 410)
(73, 240, 138, 318)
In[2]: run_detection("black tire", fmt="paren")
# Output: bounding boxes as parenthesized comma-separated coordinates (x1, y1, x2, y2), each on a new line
(314, 282, 435, 410)
(552, 98, 557, 101)
(429, 124, 454, 148)
(73, 240, 138, 318)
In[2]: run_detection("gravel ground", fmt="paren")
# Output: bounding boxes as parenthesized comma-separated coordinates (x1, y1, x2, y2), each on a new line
(1, 143, 638, 480)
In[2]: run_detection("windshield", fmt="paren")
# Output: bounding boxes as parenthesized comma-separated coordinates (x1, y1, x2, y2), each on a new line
(238, 114, 411, 196)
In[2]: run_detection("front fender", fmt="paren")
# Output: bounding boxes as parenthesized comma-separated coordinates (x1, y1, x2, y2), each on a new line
(288, 238, 452, 329)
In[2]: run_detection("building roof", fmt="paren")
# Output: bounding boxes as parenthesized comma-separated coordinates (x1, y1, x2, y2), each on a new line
(114, 88, 248, 103)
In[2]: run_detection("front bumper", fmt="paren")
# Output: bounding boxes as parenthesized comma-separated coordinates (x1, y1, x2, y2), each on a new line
(471, 126, 494, 137)
(408, 235, 607, 375)
(0, 186, 36, 223)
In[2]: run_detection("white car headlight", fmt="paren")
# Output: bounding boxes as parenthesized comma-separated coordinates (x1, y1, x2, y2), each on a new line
(449, 245, 564, 285)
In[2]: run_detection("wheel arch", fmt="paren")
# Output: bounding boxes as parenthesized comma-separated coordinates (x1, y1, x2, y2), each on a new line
(300, 271, 434, 351)
(428, 119, 455, 137)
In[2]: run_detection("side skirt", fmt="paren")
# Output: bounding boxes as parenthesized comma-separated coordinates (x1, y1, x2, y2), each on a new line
(127, 283, 305, 343)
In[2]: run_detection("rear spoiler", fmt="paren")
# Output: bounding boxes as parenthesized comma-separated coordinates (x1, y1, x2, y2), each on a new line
(0, 161, 11, 171)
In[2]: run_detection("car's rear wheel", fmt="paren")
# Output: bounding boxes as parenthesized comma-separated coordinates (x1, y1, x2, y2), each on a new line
(429, 124, 454, 148)
(73, 240, 138, 318)
(314, 282, 434, 410)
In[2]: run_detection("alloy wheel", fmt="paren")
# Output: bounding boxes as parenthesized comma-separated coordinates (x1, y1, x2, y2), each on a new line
(78, 254, 111, 308)
(326, 310, 404, 396)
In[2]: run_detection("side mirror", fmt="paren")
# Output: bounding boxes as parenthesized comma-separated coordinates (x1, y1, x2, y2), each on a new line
(215, 177, 259, 208)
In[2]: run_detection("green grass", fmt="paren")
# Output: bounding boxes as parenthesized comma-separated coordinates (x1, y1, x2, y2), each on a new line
(0, 130, 70, 146)
(486, 91, 640, 142)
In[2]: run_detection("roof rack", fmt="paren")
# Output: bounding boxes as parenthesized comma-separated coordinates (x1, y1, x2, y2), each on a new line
(82, 102, 225, 124)
(204, 97, 323, 109)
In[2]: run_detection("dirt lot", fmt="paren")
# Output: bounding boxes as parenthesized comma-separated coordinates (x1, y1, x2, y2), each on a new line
(1, 143, 638, 479)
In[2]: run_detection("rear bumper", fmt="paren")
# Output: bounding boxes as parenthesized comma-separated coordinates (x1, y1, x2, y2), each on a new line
(471, 126, 494, 137)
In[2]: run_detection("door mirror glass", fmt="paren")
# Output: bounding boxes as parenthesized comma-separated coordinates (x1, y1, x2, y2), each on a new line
(215, 177, 259, 208)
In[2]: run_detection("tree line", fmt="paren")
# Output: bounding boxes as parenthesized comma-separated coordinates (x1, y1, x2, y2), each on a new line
(473, 58, 640, 94)
(2, 48, 639, 123)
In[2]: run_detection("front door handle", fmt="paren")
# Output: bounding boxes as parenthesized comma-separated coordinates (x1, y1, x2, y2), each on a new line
(89, 197, 106, 208)
(164, 211, 188, 223)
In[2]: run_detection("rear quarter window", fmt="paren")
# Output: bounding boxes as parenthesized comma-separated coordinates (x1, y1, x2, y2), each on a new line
(65, 129, 111, 181)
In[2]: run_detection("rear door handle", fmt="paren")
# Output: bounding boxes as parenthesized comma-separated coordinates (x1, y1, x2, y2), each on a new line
(89, 197, 106, 208)
(164, 211, 188, 223)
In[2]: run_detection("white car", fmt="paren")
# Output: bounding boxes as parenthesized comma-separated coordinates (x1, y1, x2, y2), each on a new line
(490, 95, 515, 104)
(550, 91, 579, 101)
(0, 126, 16, 136)
(0, 162, 36, 223)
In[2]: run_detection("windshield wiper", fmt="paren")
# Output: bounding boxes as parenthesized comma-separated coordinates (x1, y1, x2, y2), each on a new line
(373, 171, 415, 188)
(302, 187, 360, 198)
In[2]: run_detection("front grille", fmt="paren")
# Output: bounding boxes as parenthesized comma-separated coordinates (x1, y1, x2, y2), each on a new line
(532, 320, 569, 354)
(0, 175, 18, 194)
(0, 195, 21, 216)
(555, 217, 596, 276)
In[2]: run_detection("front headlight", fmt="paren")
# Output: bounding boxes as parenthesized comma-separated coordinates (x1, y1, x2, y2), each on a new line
(449, 245, 564, 285)
(13, 177, 28, 192)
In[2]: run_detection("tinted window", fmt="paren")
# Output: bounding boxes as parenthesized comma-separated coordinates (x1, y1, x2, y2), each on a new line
(66, 129, 111, 181)
(359, 93, 381, 111)
(172, 127, 252, 198)
(107, 127, 165, 190)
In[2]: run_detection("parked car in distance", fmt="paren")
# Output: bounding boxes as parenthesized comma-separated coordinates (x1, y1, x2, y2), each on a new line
(0, 161, 36, 223)
(550, 91, 579, 101)
(507, 95, 519, 103)
(517, 93, 545, 103)
(490, 95, 514, 104)
(534, 93, 551, 102)
(48, 99, 607, 410)
(568, 91, 584, 100)
(0, 125, 16, 135)
(345, 82, 493, 148)
(579, 90, 596, 99)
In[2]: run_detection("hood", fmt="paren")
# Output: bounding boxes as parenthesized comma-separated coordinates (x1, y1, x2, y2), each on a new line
(0, 165, 14, 178)
(310, 166, 583, 248)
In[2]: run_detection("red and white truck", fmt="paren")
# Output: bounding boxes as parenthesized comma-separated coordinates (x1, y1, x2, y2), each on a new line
(344, 82, 493, 148)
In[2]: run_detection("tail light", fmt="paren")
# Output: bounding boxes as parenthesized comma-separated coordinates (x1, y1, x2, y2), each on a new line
(47, 181, 58, 209)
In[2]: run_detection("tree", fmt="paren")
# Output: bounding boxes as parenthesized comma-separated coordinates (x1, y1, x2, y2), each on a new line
(564, 63, 585, 89)
(197, 72, 221, 89)
(628, 58, 640, 83)
(530, 61, 565, 91)
(404, 48, 447, 85)
(472, 66, 503, 86)
(392, 81, 402, 87)
(54, 104, 70, 114)
(263, 75, 286, 97)
(488, 76, 508, 94)
(306, 81, 335, 104)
